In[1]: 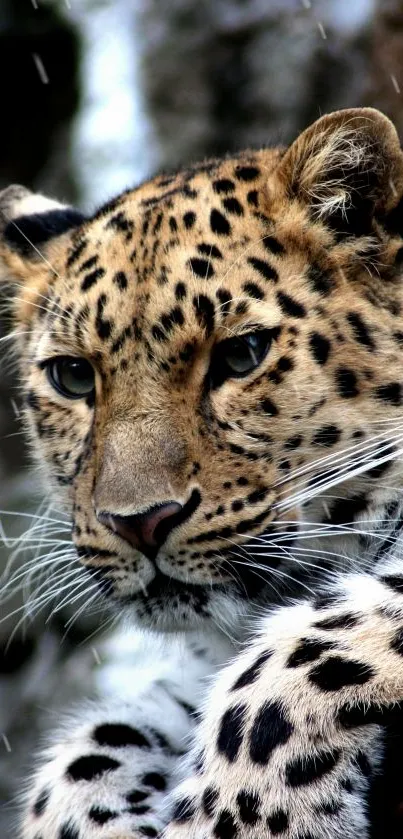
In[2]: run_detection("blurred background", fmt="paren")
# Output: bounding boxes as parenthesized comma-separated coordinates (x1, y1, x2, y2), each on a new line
(0, 0, 402, 833)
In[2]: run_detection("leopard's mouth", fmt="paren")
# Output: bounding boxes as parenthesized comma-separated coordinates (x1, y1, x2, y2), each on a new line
(83, 532, 288, 608)
(124, 567, 224, 602)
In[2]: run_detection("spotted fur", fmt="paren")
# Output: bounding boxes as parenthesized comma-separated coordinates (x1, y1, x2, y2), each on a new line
(2, 108, 403, 837)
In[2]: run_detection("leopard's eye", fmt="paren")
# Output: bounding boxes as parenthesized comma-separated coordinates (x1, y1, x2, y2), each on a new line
(45, 357, 95, 400)
(209, 329, 273, 388)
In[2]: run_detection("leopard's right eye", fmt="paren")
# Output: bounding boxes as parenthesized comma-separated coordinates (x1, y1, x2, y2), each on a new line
(44, 357, 95, 400)
(208, 328, 274, 388)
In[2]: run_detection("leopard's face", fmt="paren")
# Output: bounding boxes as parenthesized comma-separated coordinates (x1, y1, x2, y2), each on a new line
(3, 108, 403, 631)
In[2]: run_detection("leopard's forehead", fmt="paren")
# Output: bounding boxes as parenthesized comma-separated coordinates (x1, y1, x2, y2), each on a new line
(40, 148, 335, 369)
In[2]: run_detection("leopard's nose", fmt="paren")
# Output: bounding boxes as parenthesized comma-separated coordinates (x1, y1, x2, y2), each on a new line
(97, 501, 183, 559)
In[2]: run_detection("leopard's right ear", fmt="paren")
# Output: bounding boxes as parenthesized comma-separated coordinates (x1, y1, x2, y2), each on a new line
(0, 184, 85, 285)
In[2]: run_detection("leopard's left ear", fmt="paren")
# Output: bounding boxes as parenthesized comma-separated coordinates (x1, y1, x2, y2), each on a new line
(0, 185, 85, 283)
(274, 108, 403, 236)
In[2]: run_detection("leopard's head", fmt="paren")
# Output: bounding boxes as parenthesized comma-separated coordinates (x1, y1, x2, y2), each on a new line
(2, 108, 403, 632)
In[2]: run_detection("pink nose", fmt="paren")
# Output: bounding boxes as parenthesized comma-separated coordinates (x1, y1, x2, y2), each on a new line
(97, 502, 183, 559)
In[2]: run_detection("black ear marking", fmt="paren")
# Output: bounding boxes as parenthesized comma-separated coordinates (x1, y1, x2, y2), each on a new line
(4, 208, 85, 256)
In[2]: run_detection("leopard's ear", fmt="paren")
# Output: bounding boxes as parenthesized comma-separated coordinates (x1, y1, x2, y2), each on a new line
(0, 185, 85, 284)
(274, 108, 403, 236)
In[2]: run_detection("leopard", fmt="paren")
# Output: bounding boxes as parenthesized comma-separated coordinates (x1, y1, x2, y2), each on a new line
(2, 107, 403, 839)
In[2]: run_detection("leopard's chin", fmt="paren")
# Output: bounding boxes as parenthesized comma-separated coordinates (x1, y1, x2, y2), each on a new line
(107, 569, 219, 632)
(103, 561, 274, 634)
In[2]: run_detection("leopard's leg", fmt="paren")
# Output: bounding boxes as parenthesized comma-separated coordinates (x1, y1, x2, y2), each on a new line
(22, 688, 191, 839)
(21, 629, 232, 839)
(165, 560, 403, 838)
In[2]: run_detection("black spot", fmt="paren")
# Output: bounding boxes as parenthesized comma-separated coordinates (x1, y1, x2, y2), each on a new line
(81, 267, 105, 292)
(59, 824, 80, 839)
(93, 723, 151, 748)
(260, 397, 279, 417)
(160, 306, 185, 335)
(79, 255, 98, 273)
(210, 208, 231, 235)
(126, 790, 149, 804)
(89, 807, 117, 824)
(95, 294, 112, 341)
(33, 788, 50, 817)
(263, 235, 285, 255)
(203, 786, 219, 818)
(286, 748, 340, 786)
(180, 341, 196, 362)
(375, 382, 403, 406)
(214, 809, 238, 838)
(367, 459, 392, 479)
(235, 165, 260, 181)
(309, 332, 331, 365)
(172, 797, 196, 822)
(248, 256, 278, 282)
(188, 257, 214, 278)
(217, 703, 247, 762)
(139, 829, 158, 838)
(216, 287, 232, 314)
(309, 656, 375, 692)
(284, 434, 303, 450)
(232, 500, 244, 512)
(242, 281, 264, 300)
(213, 178, 235, 194)
(249, 700, 293, 765)
(335, 367, 359, 398)
(236, 790, 260, 825)
(287, 638, 334, 667)
(381, 574, 403, 594)
(314, 613, 359, 630)
(247, 189, 258, 206)
(277, 291, 306, 318)
(347, 312, 375, 350)
(142, 772, 167, 791)
(307, 264, 335, 296)
(235, 301, 248, 315)
(66, 754, 120, 781)
(105, 211, 133, 238)
(175, 282, 187, 300)
(246, 487, 269, 505)
(278, 354, 295, 372)
(267, 809, 289, 834)
(66, 238, 87, 268)
(183, 211, 196, 229)
(223, 197, 244, 215)
(113, 270, 128, 290)
(128, 804, 150, 815)
(193, 294, 215, 336)
(198, 243, 222, 259)
(312, 425, 341, 447)
(152, 325, 166, 342)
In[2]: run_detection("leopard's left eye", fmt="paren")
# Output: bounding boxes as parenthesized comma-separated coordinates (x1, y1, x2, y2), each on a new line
(44, 356, 95, 400)
(209, 329, 273, 387)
